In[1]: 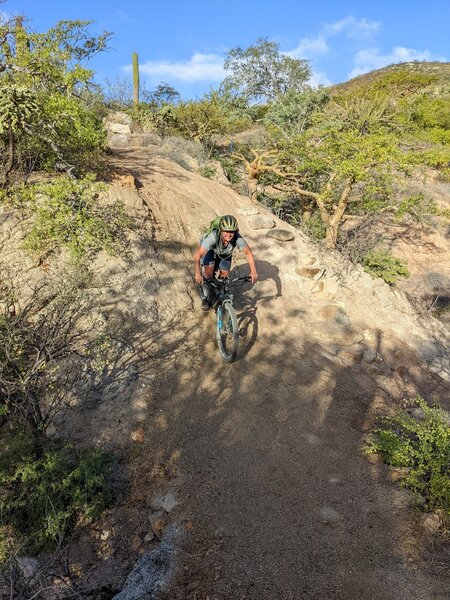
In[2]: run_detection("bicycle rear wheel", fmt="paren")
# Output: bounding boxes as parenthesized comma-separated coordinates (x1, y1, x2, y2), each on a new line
(216, 302, 238, 362)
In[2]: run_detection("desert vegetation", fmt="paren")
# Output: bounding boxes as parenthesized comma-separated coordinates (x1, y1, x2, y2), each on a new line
(0, 11, 449, 596)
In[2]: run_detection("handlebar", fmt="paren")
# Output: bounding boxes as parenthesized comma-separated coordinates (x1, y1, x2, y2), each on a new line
(209, 275, 252, 288)
(231, 275, 252, 284)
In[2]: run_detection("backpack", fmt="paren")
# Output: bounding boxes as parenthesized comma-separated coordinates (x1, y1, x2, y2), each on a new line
(203, 215, 222, 237)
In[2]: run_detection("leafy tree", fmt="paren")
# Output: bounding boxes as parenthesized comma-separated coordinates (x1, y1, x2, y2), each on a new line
(263, 87, 329, 139)
(0, 83, 39, 185)
(0, 16, 111, 181)
(223, 37, 311, 104)
(240, 91, 405, 247)
(146, 81, 181, 107)
(172, 89, 248, 154)
(102, 74, 134, 108)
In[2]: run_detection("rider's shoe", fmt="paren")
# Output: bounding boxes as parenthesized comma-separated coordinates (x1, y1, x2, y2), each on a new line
(201, 298, 210, 312)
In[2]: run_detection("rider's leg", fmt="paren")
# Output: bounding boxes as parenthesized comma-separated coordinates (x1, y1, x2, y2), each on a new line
(217, 257, 232, 280)
(203, 264, 215, 279)
(200, 251, 215, 309)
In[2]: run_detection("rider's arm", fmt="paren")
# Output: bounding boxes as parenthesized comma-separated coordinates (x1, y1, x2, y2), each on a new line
(193, 245, 207, 284)
(242, 245, 258, 283)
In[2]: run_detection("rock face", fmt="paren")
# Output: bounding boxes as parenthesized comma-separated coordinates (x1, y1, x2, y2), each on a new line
(113, 526, 182, 600)
(104, 111, 133, 148)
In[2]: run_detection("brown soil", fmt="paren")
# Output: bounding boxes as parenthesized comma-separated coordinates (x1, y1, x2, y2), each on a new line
(17, 148, 449, 599)
(110, 149, 449, 600)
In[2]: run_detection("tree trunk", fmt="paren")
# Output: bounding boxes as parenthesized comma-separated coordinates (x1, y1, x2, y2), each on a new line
(248, 177, 258, 203)
(325, 223, 338, 248)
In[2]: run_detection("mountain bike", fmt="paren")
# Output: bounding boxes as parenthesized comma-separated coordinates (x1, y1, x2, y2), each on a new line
(207, 275, 251, 362)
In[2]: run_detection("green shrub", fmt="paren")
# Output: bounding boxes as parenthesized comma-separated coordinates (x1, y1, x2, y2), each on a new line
(301, 212, 327, 241)
(366, 397, 450, 517)
(0, 425, 115, 553)
(1, 175, 131, 259)
(199, 165, 216, 179)
(363, 249, 410, 284)
(395, 193, 439, 222)
(217, 156, 241, 184)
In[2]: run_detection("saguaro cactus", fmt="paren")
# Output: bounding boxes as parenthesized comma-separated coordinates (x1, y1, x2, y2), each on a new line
(132, 52, 139, 107)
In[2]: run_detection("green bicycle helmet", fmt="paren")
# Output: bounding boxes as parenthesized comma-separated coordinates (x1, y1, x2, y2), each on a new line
(219, 215, 239, 232)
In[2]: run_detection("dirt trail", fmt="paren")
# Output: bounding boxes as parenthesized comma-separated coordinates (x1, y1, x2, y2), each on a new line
(87, 149, 449, 600)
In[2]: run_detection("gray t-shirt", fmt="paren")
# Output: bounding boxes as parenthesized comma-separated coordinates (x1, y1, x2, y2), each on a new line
(201, 231, 247, 259)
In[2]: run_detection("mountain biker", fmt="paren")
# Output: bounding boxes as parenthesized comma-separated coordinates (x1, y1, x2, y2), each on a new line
(193, 214, 258, 311)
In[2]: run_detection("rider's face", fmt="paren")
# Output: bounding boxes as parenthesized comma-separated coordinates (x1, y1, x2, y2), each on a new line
(221, 231, 235, 244)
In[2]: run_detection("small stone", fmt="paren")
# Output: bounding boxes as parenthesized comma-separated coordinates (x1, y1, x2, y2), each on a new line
(389, 467, 410, 482)
(340, 346, 365, 364)
(131, 427, 145, 443)
(318, 507, 341, 525)
(312, 323, 364, 346)
(364, 350, 383, 363)
(315, 303, 347, 322)
(109, 123, 131, 135)
(295, 267, 325, 280)
(405, 406, 425, 421)
(149, 494, 165, 511)
(162, 491, 178, 513)
(16, 557, 39, 580)
(396, 365, 409, 380)
(149, 510, 167, 536)
(300, 255, 317, 266)
(237, 207, 259, 216)
(144, 531, 155, 542)
(420, 513, 441, 534)
(363, 329, 377, 343)
(186, 580, 201, 592)
(130, 534, 142, 552)
(247, 214, 275, 229)
(366, 453, 382, 465)
(100, 529, 110, 541)
(266, 228, 295, 241)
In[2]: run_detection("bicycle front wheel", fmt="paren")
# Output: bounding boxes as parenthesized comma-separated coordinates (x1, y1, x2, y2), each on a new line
(216, 302, 238, 362)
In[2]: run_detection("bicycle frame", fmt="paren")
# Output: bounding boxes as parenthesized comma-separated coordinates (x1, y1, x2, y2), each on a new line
(208, 276, 249, 310)
(206, 275, 250, 362)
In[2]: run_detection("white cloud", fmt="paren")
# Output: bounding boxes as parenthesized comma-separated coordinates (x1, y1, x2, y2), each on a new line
(289, 15, 380, 60)
(323, 16, 380, 38)
(287, 35, 329, 59)
(309, 69, 333, 88)
(286, 15, 381, 85)
(132, 53, 225, 83)
(349, 46, 448, 78)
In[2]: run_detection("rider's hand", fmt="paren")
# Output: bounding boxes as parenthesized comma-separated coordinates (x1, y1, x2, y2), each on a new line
(194, 272, 203, 285)
(250, 271, 258, 284)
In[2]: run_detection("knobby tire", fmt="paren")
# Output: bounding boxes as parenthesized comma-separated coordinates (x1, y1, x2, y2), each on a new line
(216, 302, 238, 362)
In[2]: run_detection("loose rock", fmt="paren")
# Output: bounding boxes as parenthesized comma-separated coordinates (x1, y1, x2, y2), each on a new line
(420, 513, 441, 534)
(295, 266, 326, 280)
(247, 214, 276, 229)
(266, 228, 295, 241)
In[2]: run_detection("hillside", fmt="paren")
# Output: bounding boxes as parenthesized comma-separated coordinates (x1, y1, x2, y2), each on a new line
(329, 61, 450, 95)
(1, 20, 449, 595)
(2, 141, 449, 599)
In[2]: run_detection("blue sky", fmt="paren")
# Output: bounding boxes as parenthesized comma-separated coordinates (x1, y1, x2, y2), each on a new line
(2, 0, 450, 99)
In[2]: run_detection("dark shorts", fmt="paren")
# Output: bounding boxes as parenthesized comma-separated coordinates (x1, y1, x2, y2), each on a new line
(201, 249, 232, 272)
